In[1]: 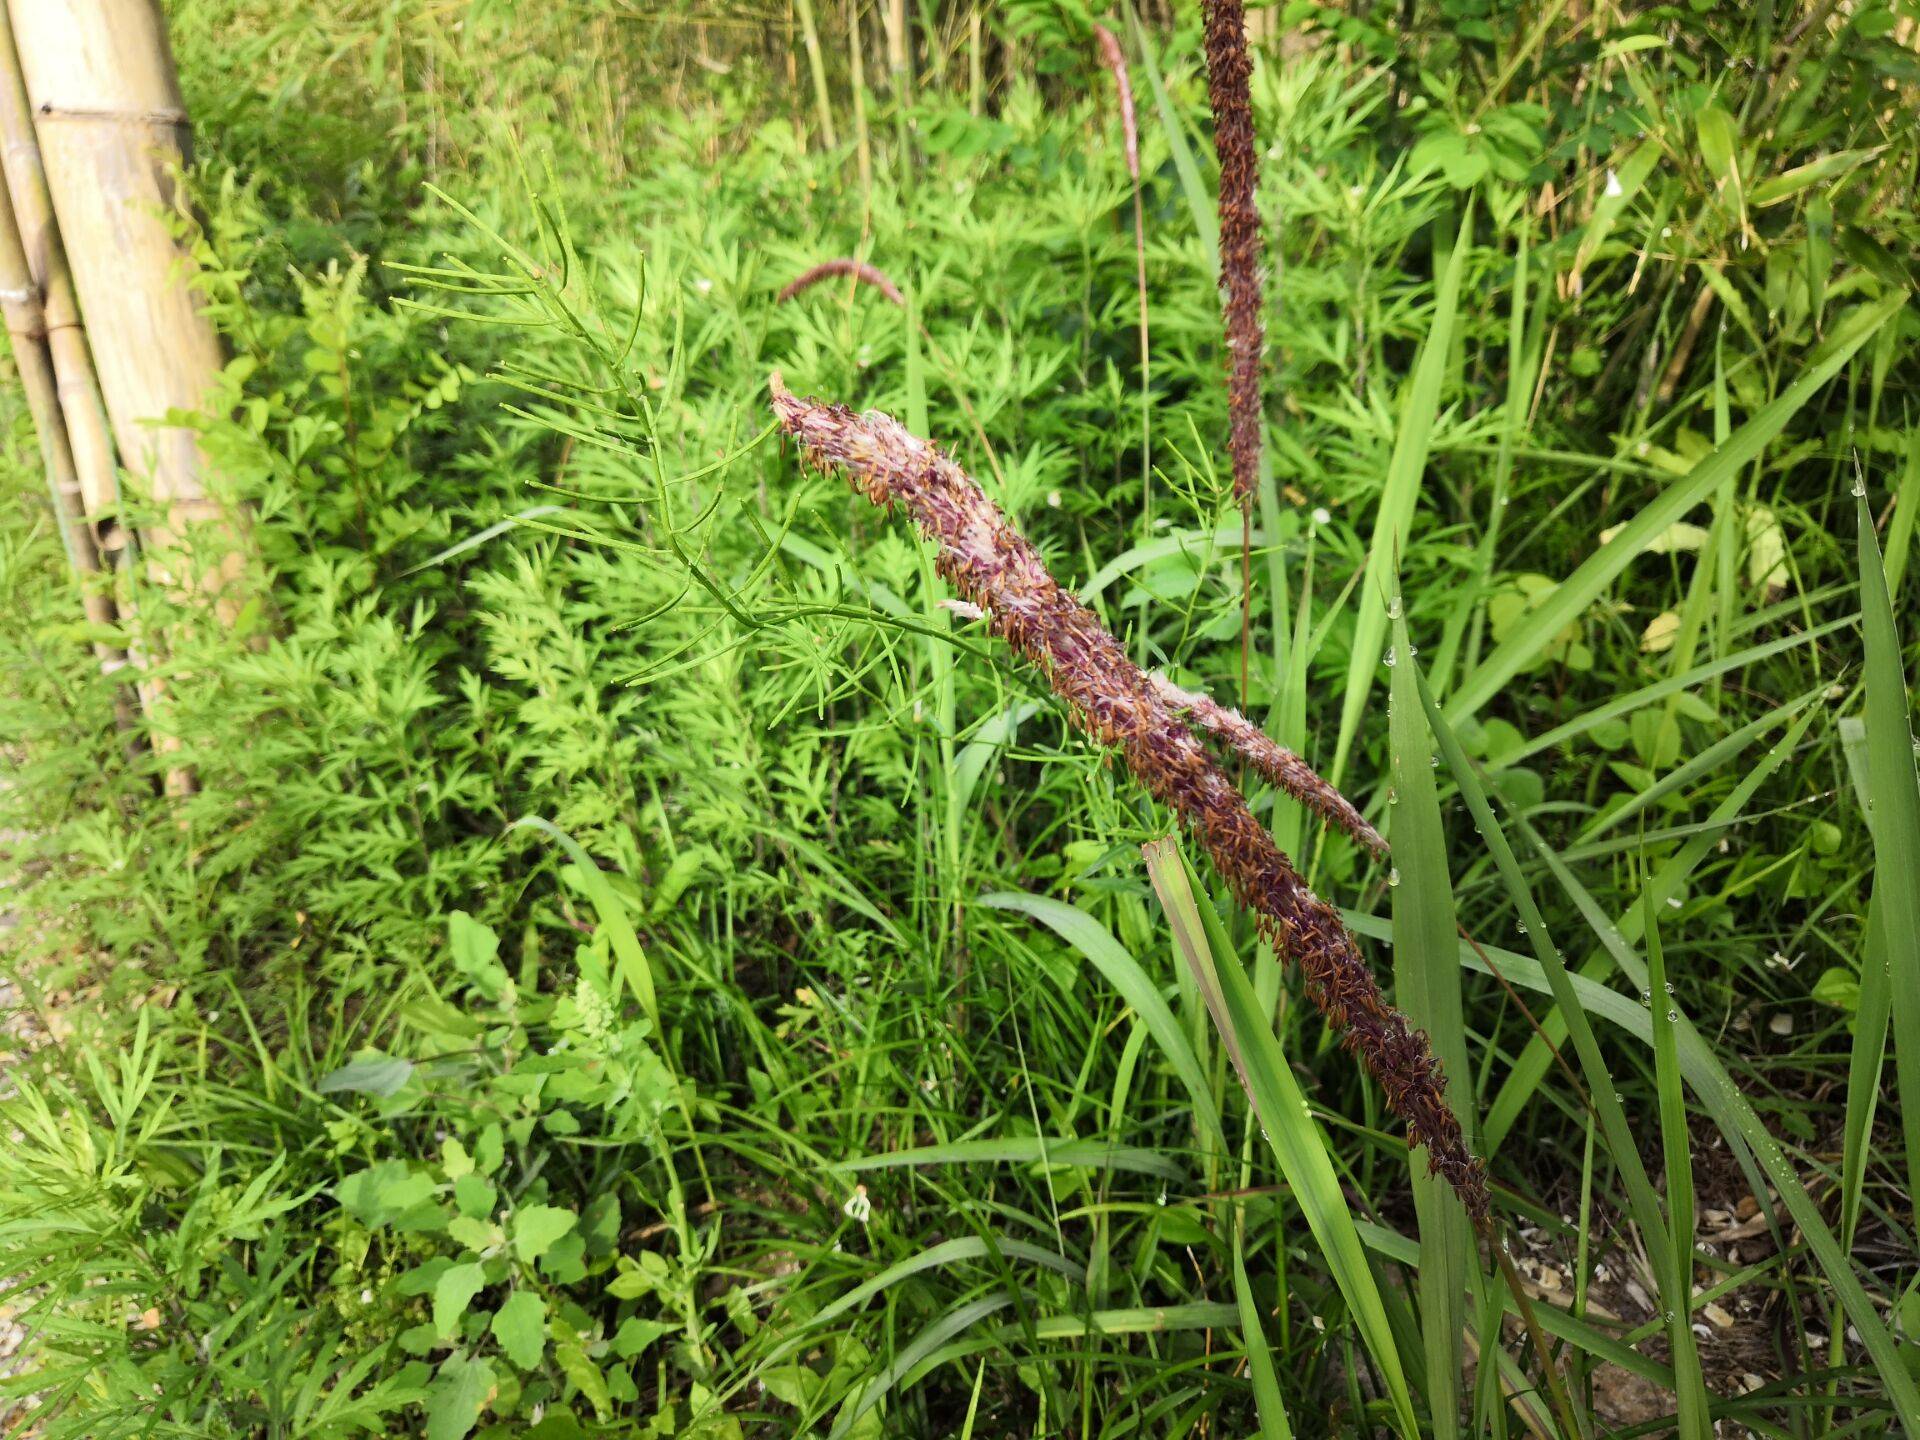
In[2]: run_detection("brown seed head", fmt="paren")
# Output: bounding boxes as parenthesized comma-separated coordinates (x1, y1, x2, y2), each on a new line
(770, 375, 1488, 1217)
(1202, 0, 1264, 505)
(1092, 23, 1140, 184)
(1149, 672, 1387, 858)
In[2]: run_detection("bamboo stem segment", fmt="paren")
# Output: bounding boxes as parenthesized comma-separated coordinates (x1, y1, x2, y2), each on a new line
(0, 1, 117, 548)
(7, 0, 249, 589)
(0, 175, 110, 625)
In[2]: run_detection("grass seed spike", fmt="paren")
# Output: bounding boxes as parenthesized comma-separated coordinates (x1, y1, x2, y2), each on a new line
(770, 373, 1488, 1217)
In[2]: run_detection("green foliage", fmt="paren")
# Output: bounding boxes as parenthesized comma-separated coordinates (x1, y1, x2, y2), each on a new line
(3, 1, 1918, 1435)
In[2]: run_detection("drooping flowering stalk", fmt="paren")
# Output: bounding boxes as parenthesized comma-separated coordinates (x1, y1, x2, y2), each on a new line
(1148, 672, 1387, 859)
(777, 258, 906, 307)
(770, 375, 1488, 1216)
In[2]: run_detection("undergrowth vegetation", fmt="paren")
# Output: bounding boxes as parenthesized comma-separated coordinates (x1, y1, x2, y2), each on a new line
(2, 2, 1918, 1436)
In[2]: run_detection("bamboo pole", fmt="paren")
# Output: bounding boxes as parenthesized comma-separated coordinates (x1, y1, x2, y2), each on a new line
(0, 177, 116, 638)
(6, 0, 251, 597)
(0, 187, 139, 741)
(848, 0, 872, 198)
(0, 3, 117, 548)
(792, 0, 838, 148)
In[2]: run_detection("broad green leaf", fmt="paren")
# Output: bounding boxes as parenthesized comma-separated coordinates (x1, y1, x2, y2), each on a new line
(512, 817, 658, 1024)
(434, 1261, 487, 1339)
(316, 1049, 415, 1099)
(1751, 147, 1879, 207)
(336, 1161, 436, 1228)
(552, 1316, 612, 1420)
(490, 1291, 547, 1370)
(511, 1204, 578, 1263)
(425, 1356, 497, 1440)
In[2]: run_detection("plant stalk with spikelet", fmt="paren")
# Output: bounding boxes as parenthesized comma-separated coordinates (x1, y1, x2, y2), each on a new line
(770, 374, 1488, 1217)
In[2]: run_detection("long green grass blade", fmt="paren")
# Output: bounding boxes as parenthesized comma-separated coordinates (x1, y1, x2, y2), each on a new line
(1510, 811, 1920, 1432)
(1482, 702, 1817, 1151)
(1645, 902, 1712, 1440)
(1409, 664, 1674, 1276)
(981, 891, 1224, 1142)
(1387, 607, 1473, 1440)
(1855, 490, 1920, 1223)
(1449, 293, 1906, 720)
(1142, 839, 1420, 1439)
(1233, 1217, 1294, 1440)
(1330, 208, 1472, 786)
(1125, 4, 1218, 275)
(1836, 718, 1891, 1252)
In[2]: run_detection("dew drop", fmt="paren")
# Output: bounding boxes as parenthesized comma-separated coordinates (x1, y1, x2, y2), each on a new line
(1387, 867, 1401, 888)
(1384, 645, 1398, 668)
(1667, 1009, 1679, 1022)
(1387, 787, 1399, 806)
(1430, 754, 1440, 768)
(1663, 981, 1674, 994)
(1851, 477, 1867, 498)
(1516, 920, 1528, 935)
(1640, 989, 1653, 1004)
(1387, 595, 1404, 620)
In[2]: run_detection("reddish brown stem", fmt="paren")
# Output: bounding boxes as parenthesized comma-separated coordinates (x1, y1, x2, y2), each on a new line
(777, 258, 905, 306)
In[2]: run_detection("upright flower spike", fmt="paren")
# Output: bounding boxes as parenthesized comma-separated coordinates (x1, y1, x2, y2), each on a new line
(1091, 23, 1139, 185)
(1201, 0, 1264, 506)
(770, 376, 1488, 1218)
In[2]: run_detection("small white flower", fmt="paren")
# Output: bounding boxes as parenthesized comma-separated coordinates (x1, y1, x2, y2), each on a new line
(1605, 170, 1623, 198)
(695, 277, 713, 294)
(843, 1185, 872, 1225)
(1311, 506, 1332, 526)
(360, 1288, 373, 1304)
(1046, 490, 1063, 509)
(939, 598, 984, 621)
